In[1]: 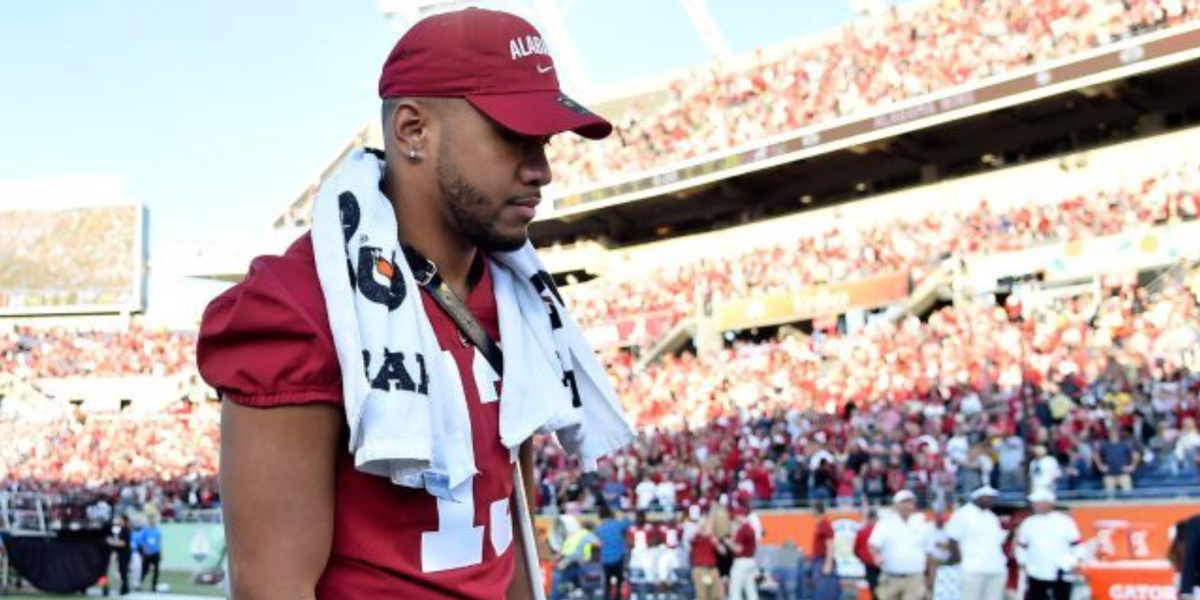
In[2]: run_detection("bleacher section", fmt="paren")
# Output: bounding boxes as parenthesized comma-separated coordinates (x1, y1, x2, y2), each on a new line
(5, 125, 1200, 511)
(557, 126, 1200, 352)
(544, 0, 1200, 192)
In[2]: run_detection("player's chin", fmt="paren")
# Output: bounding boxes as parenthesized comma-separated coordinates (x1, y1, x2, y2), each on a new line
(481, 224, 529, 253)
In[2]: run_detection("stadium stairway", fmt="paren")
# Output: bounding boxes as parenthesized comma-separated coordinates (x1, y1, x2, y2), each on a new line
(884, 258, 957, 322)
(635, 318, 697, 370)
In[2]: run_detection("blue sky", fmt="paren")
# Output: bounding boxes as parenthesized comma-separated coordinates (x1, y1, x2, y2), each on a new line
(0, 0, 870, 255)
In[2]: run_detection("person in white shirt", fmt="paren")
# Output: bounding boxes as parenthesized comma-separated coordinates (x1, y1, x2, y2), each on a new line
(1015, 489, 1081, 600)
(656, 478, 677, 515)
(947, 427, 971, 468)
(870, 490, 936, 600)
(1028, 445, 1061, 492)
(1174, 417, 1200, 473)
(635, 477, 657, 511)
(945, 486, 1008, 600)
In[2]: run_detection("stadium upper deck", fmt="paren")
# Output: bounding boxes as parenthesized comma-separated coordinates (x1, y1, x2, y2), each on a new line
(544, 0, 1199, 187)
(265, 0, 1200, 246)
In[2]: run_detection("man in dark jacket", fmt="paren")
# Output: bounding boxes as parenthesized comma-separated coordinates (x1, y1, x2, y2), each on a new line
(1173, 514, 1200, 600)
(105, 513, 133, 596)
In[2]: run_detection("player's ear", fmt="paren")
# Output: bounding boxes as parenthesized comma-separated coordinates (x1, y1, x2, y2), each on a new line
(387, 98, 431, 159)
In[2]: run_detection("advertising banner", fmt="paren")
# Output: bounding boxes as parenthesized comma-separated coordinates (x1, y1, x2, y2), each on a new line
(717, 271, 910, 330)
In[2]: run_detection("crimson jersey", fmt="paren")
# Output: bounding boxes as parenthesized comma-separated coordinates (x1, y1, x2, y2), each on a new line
(198, 234, 516, 600)
(629, 524, 660, 549)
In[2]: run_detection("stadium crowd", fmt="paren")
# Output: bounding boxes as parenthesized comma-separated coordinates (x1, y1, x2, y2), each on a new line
(547, 0, 1200, 187)
(538, 275, 1200, 514)
(564, 159, 1200, 342)
(1, 324, 197, 380)
(0, 398, 220, 528)
(8, 275, 1198, 522)
(6, 158, 1200, 520)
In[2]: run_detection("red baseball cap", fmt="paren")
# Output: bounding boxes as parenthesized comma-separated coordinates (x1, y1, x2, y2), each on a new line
(379, 8, 612, 140)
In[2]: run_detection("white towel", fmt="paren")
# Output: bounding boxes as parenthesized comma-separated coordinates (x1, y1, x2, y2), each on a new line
(311, 149, 634, 500)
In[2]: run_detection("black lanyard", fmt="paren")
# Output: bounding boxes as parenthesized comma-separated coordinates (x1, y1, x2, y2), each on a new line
(401, 245, 505, 377)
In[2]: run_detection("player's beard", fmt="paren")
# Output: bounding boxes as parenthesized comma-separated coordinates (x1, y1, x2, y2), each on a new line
(436, 152, 528, 253)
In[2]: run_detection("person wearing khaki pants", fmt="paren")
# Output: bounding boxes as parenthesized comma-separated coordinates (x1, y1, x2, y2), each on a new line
(691, 514, 726, 600)
(878, 573, 928, 600)
(870, 491, 936, 600)
(1096, 429, 1139, 495)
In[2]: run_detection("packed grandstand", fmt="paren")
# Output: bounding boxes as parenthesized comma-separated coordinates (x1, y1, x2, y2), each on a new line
(6, 148, 1200, 525)
(3, 0, 1200, 544)
(271, 0, 1200, 229)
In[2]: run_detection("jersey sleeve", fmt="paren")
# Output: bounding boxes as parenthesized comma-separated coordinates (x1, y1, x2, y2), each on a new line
(820, 521, 835, 542)
(197, 247, 342, 407)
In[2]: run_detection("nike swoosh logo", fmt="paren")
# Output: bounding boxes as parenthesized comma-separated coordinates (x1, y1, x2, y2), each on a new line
(537, 64, 553, 74)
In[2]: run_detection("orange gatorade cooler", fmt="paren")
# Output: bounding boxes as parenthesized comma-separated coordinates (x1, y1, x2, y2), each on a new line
(1081, 561, 1177, 600)
(1094, 520, 1132, 561)
(1127, 522, 1155, 559)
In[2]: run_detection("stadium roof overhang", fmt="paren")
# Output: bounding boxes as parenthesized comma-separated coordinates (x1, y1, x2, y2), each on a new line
(530, 24, 1200, 247)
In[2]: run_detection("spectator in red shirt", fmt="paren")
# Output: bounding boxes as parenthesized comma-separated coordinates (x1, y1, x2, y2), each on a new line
(856, 509, 881, 600)
(748, 458, 775, 501)
(836, 468, 859, 507)
(812, 501, 840, 600)
(690, 510, 726, 600)
(730, 509, 761, 600)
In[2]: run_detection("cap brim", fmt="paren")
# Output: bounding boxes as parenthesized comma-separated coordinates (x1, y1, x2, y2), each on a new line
(468, 91, 613, 140)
